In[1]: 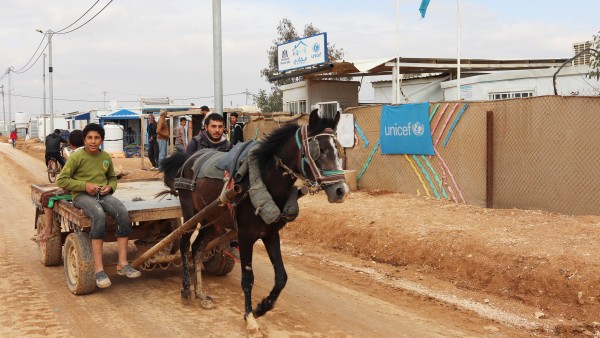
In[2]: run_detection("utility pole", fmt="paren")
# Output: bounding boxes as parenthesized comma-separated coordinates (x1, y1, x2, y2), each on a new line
(1, 84, 5, 133)
(48, 29, 55, 132)
(7, 67, 12, 129)
(43, 53, 47, 138)
(212, 0, 223, 116)
(103, 91, 107, 108)
(245, 88, 249, 105)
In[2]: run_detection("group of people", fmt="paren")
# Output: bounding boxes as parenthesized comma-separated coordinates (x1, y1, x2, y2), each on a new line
(146, 106, 244, 170)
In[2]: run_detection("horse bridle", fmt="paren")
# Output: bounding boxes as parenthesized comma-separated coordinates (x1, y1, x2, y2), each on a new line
(274, 125, 346, 192)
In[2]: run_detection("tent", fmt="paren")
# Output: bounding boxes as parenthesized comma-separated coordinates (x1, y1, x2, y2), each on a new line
(99, 109, 139, 121)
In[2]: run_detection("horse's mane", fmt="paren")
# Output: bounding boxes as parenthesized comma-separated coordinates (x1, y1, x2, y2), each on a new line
(252, 117, 333, 163)
(252, 123, 299, 163)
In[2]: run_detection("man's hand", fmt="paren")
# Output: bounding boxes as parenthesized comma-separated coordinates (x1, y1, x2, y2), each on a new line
(85, 182, 102, 196)
(99, 186, 112, 195)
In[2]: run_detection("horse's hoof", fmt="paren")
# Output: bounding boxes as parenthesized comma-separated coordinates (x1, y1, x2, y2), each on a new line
(245, 313, 262, 337)
(197, 297, 214, 309)
(181, 290, 192, 305)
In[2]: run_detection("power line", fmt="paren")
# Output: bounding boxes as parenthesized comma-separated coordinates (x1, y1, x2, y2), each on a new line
(55, 0, 114, 35)
(12, 35, 47, 73)
(55, 0, 101, 33)
(13, 42, 49, 74)
(10, 92, 139, 103)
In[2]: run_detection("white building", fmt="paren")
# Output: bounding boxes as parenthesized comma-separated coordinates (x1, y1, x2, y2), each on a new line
(281, 79, 360, 115)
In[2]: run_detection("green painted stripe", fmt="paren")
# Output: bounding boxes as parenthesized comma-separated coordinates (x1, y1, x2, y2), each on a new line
(429, 103, 441, 122)
(421, 155, 448, 199)
(412, 155, 440, 199)
(357, 139, 380, 181)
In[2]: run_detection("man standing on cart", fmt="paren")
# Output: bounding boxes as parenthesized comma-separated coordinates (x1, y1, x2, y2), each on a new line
(57, 123, 141, 289)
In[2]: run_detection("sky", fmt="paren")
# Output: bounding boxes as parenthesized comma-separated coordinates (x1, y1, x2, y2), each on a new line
(0, 0, 598, 118)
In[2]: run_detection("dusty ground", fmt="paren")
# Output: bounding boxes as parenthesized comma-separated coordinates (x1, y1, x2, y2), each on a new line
(2, 138, 600, 336)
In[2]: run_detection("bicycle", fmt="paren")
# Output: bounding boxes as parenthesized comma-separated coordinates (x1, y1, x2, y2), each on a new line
(47, 157, 62, 183)
(47, 145, 67, 183)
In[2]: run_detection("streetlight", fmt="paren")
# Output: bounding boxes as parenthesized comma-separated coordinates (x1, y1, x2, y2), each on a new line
(37, 29, 54, 131)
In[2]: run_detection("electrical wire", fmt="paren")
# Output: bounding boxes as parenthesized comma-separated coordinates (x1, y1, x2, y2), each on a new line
(54, 0, 113, 35)
(12, 35, 47, 73)
(13, 43, 49, 74)
(10, 93, 139, 103)
(55, 0, 101, 33)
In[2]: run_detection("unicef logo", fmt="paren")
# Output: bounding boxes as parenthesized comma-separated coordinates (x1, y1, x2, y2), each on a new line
(313, 43, 320, 53)
(412, 122, 425, 136)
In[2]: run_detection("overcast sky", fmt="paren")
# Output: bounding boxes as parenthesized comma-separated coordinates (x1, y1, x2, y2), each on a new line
(0, 0, 598, 117)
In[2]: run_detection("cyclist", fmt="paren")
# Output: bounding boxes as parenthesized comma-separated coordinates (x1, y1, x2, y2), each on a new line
(45, 129, 67, 168)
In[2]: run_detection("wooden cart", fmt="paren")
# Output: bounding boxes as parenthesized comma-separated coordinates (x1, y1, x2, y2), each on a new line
(31, 178, 236, 295)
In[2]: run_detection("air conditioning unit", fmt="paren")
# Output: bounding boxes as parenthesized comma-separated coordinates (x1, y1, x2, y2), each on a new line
(573, 41, 592, 66)
(312, 101, 343, 118)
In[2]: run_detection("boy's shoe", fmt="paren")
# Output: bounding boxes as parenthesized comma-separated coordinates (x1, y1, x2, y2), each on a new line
(117, 264, 141, 278)
(95, 271, 112, 288)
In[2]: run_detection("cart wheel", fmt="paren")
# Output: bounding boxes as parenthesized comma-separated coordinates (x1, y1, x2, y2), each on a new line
(64, 232, 96, 295)
(36, 215, 62, 266)
(203, 249, 235, 276)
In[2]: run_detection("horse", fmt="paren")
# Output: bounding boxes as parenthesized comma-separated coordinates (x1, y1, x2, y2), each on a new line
(159, 109, 349, 331)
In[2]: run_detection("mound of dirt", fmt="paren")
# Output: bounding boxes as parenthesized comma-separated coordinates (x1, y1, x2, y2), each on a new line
(282, 191, 600, 329)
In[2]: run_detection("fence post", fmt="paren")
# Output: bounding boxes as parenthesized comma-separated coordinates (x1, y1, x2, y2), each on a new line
(486, 110, 494, 208)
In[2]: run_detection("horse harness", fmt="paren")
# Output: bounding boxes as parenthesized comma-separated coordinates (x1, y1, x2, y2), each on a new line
(274, 125, 346, 194)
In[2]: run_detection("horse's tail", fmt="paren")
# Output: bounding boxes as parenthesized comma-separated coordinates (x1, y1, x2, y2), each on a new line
(156, 152, 188, 198)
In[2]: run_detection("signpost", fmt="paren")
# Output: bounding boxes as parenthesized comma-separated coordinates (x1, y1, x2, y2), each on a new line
(277, 33, 328, 72)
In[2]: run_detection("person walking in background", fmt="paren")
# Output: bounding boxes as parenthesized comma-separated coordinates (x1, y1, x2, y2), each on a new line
(199, 105, 209, 130)
(10, 129, 17, 148)
(156, 109, 169, 163)
(174, 117, 188, 153)
(147, 113, 159, 170)
(228, 112, 244, 146)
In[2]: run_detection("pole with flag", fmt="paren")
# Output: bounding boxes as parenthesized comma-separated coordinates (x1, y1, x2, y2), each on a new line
(419, 0, 430, 18)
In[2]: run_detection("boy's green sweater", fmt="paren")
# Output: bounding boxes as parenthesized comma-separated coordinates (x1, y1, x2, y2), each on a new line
(57, 148, 118, 199)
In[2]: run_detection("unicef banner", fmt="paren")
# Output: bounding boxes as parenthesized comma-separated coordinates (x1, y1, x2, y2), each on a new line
(380, 103, 435, 155)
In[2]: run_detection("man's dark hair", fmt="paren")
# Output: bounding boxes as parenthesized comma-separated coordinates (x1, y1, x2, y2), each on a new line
(180, 117, 187, 122)
(204, 113, 224, 126)
(68, 129, 84, 148)
(54, 129, 61, 134)
(83, 123, 105, 140)
(200, 105, 209, 112)
(230, 112, 238, 118)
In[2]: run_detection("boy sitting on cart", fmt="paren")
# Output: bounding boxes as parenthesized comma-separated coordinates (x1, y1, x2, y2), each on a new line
(57, 123, 141, 289)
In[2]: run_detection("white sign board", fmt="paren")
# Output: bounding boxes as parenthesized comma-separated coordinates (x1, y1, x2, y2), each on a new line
(277, 33, 328, 72)
(336, 113, 355, 148)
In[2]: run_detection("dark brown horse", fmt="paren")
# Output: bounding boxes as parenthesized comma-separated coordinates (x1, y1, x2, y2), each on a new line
(159, 109, 349, 331)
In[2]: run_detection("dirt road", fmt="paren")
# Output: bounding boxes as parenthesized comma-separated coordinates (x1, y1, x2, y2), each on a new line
(0, 142, 534, 336)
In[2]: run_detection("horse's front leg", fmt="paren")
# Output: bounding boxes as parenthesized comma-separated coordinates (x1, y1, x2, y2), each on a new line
(238, 235, 258, 329)
(180, 232, 193, 304)
(253, 231, 287, 318)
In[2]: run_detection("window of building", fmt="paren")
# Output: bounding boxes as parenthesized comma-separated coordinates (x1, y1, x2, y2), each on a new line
(488, 91, 533, 100)
(298, 100, 306, 114)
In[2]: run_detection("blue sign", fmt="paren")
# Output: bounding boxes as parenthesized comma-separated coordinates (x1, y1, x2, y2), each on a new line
(380, 103, 434, 155)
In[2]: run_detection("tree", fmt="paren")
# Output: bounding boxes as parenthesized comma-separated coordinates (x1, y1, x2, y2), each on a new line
(588, 30, 600, 81)
(255, 18, 345, 112)
(253, 89, 282, 113)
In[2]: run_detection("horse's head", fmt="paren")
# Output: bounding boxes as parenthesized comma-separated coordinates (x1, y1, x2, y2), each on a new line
(300, 109, 350, 203)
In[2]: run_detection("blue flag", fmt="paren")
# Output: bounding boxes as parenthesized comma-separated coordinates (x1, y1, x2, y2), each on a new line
(419, 0, 431, 18)
(380, 103, 435, 155)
